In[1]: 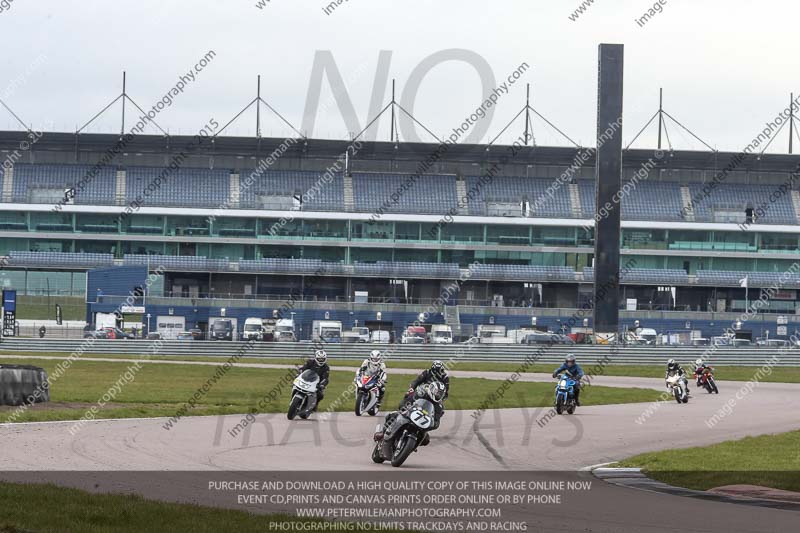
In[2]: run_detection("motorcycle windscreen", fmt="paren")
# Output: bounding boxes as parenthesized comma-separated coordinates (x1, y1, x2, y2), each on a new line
(299, 370, 320, 383)
(412, 398, 436, 415)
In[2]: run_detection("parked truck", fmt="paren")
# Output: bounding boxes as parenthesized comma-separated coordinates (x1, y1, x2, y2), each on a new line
(274, 318, 297, 342)
(429, 324, 453, 344)
(352, 326, 370, 343)
(469, 324, 515, 344)
(262, 318, 278, 341)
(401, 325, 427, 344)
(312, 320, 342, 343)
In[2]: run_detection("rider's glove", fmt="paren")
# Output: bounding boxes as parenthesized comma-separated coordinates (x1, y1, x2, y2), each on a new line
(552, 372, 558, 378)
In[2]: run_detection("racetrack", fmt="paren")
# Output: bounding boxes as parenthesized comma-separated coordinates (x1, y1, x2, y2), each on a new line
(2, 369, 799, 532)
(1, 368, 798, 472)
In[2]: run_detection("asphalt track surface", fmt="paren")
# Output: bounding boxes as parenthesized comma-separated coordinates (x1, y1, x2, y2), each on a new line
(1, 355, 798, 531)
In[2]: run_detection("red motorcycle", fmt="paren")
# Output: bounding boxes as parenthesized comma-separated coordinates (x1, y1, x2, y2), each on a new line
(696, 367, 719, 394)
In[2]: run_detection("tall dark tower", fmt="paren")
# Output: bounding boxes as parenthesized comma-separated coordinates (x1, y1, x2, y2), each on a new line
(593, 44, 624, 342)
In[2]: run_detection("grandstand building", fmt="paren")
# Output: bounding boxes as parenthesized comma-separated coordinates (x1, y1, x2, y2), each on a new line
(2, 129, 800, 340)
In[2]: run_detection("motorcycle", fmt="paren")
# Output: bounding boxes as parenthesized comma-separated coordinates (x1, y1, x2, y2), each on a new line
(372, 394, 436, 467)
(554, 374, 578, 415)
(666, 373, 689, 404)
(697, 368, 719, 394)
(287, 369, 320, 420)
(354, 372, 382, 416)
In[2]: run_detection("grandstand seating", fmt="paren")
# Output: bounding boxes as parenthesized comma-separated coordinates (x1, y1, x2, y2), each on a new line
(238, 170, 344, 211)
(583, 267, 689, 284)
(578, 180, 686, 221)
(239, 258, 347, 276)
(695, 270, 800, 287)
(7, 250, 114, 268)
(687, 183, 796, 224)
(123, 254, 229, 271)
(352, 173, 458, 215)
(2, 162, 798, 225)
(467, 176, 571, 217)
(470, 264, 577, 282)
(353, 261, 461, 279)
(12, 164, 116, 205)
(125, 167, 229, 208)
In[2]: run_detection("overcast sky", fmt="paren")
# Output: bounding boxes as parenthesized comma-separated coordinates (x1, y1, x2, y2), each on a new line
(1, 0, 798, 152)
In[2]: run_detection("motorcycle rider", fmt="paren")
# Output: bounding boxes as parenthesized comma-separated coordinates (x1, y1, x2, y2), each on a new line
(400, 360, 450, 409)
(693, 358, 713, 387)
(299, 350, 330, 409)
(552, 354, 585, 406)
(377, 381, 446, 446)
(356, 349, 388, 408)
(666, 358, 690, 394)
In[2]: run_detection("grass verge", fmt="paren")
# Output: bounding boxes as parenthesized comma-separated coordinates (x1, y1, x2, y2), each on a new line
(2, 350, 799, 383)
(616, 430, 800, 492)
(0, 357, 661, 424)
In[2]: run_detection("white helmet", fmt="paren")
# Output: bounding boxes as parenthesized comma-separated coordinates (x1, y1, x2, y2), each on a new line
(369, 350, 383, 364)
(426, 381, 446, 402)
(695, 359, 703, 366)
(314, 350, 328, 364)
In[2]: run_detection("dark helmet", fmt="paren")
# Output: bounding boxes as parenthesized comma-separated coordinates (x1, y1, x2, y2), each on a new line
(565, 353, 576, 366)
(667, 358, 679, 371)
(430, 360, 446, 379)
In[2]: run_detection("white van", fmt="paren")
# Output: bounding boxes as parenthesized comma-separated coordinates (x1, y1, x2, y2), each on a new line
(370, 330, 390, 344)
(243, 317, 265, 341)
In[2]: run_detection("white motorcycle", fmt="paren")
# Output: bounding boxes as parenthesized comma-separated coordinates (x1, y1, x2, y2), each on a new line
(287, 370, 320, 420)
(666, 373, 689, 404)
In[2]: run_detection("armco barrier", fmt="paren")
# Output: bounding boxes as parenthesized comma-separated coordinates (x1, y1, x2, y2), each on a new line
(0, 339, 797, 366)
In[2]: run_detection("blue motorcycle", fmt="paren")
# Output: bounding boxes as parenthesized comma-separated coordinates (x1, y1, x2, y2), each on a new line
(554, 374, 578, 415)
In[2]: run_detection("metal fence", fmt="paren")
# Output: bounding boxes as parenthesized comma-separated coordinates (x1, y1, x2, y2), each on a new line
(0, 339, 797, 367)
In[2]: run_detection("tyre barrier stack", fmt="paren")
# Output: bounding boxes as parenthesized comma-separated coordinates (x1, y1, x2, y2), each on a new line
(0, 364, 50, 406)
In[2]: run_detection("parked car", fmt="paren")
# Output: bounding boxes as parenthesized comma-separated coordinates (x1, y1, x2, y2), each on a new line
(84, 329, 110, 339)
(103, 327, 135, 340)
(188, 328, 204, 340)
(176, 331, 195, 340)
(146, 332, 162, 340)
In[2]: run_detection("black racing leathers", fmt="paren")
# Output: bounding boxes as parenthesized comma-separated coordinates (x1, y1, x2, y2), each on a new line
(300, 359, 330, 403)
(399, 369, 450, 409)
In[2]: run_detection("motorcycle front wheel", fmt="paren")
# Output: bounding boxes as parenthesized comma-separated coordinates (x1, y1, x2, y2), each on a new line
(287, 395, 303, 420)
(673, 388, 682, 404)
(710, 378, 719, 394)
(555, 396, 565, 414)
(355, 391, 365, 416)
(391, 435, 418, 467)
